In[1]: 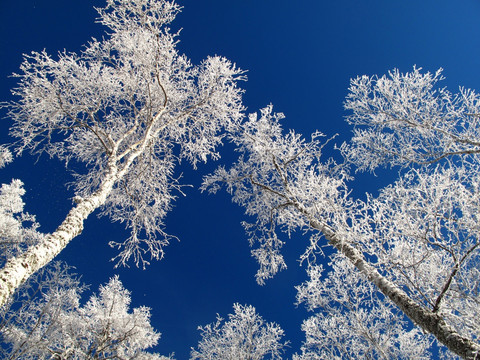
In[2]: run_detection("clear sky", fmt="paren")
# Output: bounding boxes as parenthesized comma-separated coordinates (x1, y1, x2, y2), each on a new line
(1, 0, 480, 358)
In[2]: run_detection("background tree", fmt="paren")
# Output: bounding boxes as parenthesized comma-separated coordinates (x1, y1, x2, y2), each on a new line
(0, 262, 82, 359)
(0, 147, 43, 269)
(0, 0, 245, 306)
(203, 69, 480, 359)
(0, 182, 43, 269)
(0, 262, 172, 360)
(190, 303, 287, 360)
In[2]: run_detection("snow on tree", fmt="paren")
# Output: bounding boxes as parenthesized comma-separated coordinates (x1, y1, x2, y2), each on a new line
(0, 262, 172, 360)
(190, 303, 287, 360)
(203, 69, 480, 359)
(0, 0, 245, 306)
(0, 162, 44, 268)
(342, 66, 480, 170)
(0, 147, 13, 169)
(0, 180, 41, 267)
(0, 262, 85, 359)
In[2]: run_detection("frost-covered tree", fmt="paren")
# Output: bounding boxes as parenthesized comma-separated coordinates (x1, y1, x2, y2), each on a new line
(203, 68, 480, 359)
(0, 147, 44, 268)
(190, 303, 287, 360)
(0, 262, 85, 359)
(0, 179, 44, 269)
(0, 146, 13, 169)
(0, 0, 245, 306)
(0, 262, 172, 359)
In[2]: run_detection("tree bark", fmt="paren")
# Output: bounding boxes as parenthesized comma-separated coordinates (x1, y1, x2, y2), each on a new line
(0, 163, 118, 308)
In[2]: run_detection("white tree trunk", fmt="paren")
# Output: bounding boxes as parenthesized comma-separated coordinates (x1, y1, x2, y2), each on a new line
(309, 219, 480, 360)
(0, 163, 118, 308)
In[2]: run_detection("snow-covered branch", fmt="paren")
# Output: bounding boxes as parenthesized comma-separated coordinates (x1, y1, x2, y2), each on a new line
(343, 67, 480, 170)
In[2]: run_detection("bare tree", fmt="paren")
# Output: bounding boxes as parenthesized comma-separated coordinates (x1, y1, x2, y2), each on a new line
(0, 0, 245, 306)
(203, 68, 480, 359)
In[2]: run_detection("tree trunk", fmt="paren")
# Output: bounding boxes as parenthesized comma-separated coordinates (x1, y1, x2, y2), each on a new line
(0, 164, 118, 307)
(309, 219, 480, 360)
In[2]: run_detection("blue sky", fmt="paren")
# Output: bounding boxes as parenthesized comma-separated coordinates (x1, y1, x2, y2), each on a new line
(1, 0, 480, 358)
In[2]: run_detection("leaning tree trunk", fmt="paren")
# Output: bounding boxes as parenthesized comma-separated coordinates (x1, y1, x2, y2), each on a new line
(308, 216, 480, 360)
(0, 161, 119, 307)
(0, 106, 167, 307)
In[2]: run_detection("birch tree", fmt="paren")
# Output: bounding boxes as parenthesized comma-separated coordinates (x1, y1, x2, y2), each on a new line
(0, 262, 172, 359)
(203, 68, 480, 359)
(0, 0, 245, 306)
(190, 303, 287, 360)
(294, 256, 445, 360)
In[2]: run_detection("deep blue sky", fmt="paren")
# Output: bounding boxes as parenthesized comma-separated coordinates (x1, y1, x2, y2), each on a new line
(1, 0, 480, 358)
